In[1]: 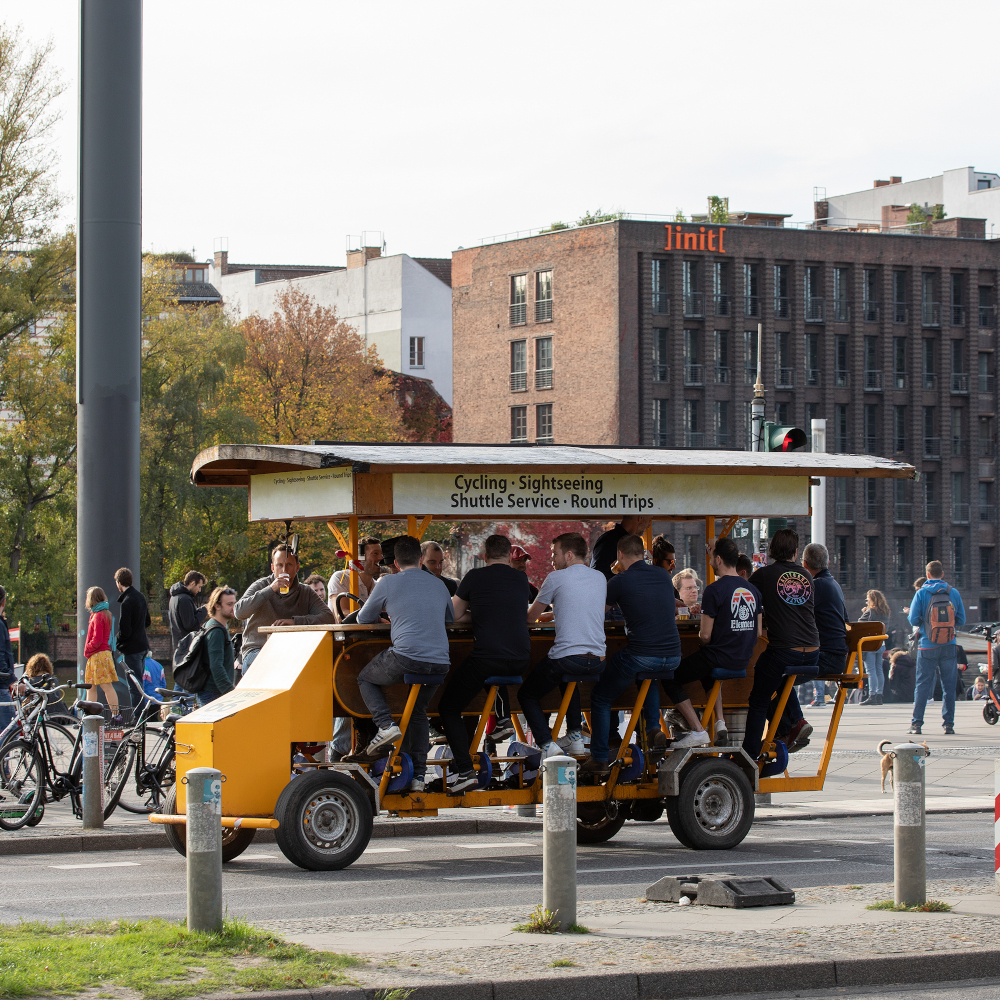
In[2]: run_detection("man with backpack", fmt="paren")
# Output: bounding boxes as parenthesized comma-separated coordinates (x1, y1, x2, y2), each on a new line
(908, 560, 966, 735)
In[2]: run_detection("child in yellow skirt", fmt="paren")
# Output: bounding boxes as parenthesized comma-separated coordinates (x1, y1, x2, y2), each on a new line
(84, 586, 121, 723)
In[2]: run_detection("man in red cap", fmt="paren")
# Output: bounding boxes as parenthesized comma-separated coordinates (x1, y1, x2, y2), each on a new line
(509, 545, 538, 602)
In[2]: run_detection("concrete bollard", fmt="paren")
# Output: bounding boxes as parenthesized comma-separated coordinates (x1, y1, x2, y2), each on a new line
(893, 742, 929, 907)
(542, 754, 577, 931)
(81, 716, 104, 829)
(995, 760, 1000, 894)
(185, 767, 223, 933)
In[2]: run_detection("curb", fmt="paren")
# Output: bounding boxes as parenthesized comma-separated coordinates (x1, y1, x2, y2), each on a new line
(1, 816, 544, 856)
(755, 804, 992, 821)
(161, 949, 1000, 999)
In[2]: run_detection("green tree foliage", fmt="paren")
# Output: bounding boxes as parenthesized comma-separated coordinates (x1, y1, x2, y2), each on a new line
(673, 208, 687, 222)
(932, 204, 947, 220)
(707, 196, 729, 223)
(576, 208, 623, 226)
(539, 221, 570, 233)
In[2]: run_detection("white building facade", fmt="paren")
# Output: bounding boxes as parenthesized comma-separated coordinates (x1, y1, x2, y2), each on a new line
(209, 247, 453, 405)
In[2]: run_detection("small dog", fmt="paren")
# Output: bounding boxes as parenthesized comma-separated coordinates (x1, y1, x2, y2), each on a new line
(879, 738, 929, 792)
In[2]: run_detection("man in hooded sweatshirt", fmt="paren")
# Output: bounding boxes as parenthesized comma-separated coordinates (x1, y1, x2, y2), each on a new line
(168, 571, 207, 652)
(908, 559, 965, 736)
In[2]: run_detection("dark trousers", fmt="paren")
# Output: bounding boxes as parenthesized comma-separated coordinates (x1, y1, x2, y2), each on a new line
(439, 654, 530, 773)
(743, 646, 819, 759)
(777, 650, 846, 736)
(121, 651, 146, 712)
(660, 647, 718, 706)
(518, 653, 604, 746)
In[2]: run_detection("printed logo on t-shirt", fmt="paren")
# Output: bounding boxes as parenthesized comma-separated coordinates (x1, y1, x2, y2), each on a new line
(729, 587, 758, 631)
(776, 571, 811, 606)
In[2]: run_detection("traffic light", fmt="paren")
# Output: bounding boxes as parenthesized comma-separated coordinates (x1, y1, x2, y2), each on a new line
(762, 422, 807, 453)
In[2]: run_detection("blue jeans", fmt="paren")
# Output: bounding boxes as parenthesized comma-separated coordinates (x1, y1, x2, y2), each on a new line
(743, 646, 819, 759)
(590, 650, 678, 762)
(0, 694, 14, 737)
(863, 647, 885, 696)
(519, 653, 605, 747)
(197, 689, 220, 708)
(240, 646, 261, 680)
(331, 716, 352, 756)
(912, 644, 958, 727)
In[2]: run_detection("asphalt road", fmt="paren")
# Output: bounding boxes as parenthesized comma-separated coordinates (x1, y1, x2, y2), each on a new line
(1, 811, 992, 923)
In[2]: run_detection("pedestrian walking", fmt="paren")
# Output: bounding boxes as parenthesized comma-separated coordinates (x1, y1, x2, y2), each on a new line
(84, 586, 121, 721)
(167, 571, 207, 651)
(0, 586, 14, 735)
(199, 587, 238, 707)
(908, 560, 966, 735)
(859, 589, 891, 705)
(114, 568, 150, 714)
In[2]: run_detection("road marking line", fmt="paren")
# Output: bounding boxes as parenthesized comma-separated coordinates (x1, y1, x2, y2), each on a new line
(235, 855, 280, 860)
(49, 862, 142, 870)
(454, 842, 534, 849)
(443, 858, 838, 881)
(363, 847, 411, 854)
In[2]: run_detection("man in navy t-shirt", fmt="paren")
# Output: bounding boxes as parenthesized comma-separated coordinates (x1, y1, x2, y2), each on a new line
(660, 536, 761, 747)
(580, 533, 680, 777)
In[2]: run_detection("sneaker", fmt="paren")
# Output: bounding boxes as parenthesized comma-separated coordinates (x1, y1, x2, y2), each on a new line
(714, 722, 729, 747)
(672, 730, 711, 749)
(428, 725, 448, 745)
(109, 713, 124, 726)
(447, 770, 479, 794)
(491, 718, 516, 742)
(542, 741, 564, 759)
(651, 730, 668, 749)
(908, 723, 922, 735)
(557, 730, 585, 755)
(943, 724, 955, 735)
(784, 719, 813, 753)
(366, 725, 402, 755)
(408, 778, 425, 793)
(579, 756, 611, 777)
(808, 699, 826, 708)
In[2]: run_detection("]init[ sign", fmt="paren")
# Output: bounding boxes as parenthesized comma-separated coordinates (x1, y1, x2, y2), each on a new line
(664, 225, 726, 253)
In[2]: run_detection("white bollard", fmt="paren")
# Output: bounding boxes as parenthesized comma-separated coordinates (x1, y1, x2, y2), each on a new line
(893, 742, 928, 907)
(185, 767, 223, 932)
(542, 754, 577, 931)
(81, 715, 104, 829)
(995, 760, 1000, 894)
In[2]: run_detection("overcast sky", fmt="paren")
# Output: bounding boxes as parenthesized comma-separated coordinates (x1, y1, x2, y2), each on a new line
(8, 1, 1000, 265)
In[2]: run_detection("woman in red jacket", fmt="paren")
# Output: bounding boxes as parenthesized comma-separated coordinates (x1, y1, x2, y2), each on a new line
(85, 586, 121, 722)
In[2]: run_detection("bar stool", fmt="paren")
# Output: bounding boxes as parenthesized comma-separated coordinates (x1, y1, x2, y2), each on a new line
(760, 660, 821, 760)
(603, 669, 674, 796)
(469, 675, 523, 759)
(549, 673, 603, 748)
(699, 665, 747, 733)
(378, 672, 448, 800)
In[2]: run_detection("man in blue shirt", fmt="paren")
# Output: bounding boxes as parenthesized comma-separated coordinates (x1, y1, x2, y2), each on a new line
(908, 560, 966, 735)
(580, 533, 680, 777)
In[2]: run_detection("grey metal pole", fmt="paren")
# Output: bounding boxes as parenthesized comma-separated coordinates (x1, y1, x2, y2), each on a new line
(76, 0, 143, 682)
(751, 322, 765, 557)
(542, 754, 577, 931)
(185, 767, 223, 932)
(81, 715, 104, 829)
(893, 741, 928, 906)
(810, 418, 827, 548)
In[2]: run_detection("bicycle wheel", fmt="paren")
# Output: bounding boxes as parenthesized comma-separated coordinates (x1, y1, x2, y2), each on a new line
(103, 739, 136, 819)
(0, 740, 43, 831)
(42, 721, 80, 780)
(116, 728, 173, 814)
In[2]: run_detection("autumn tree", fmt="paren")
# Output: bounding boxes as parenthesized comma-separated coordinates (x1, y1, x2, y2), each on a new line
(231, 287, 402, 445)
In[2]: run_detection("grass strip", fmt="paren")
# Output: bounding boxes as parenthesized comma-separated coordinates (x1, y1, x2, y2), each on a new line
(0, 916, 362, 999)
(865, 899, 953, 912)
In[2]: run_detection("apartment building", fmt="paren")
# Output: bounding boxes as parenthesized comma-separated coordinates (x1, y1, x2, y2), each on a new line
(451, 217, 1000, 618)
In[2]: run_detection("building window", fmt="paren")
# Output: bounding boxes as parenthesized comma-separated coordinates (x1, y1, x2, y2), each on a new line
(653, 329, 669, 382)
(683, 261, 703, 317)
(683, 329, 702, 385)
(774, 264, 789, 318)
(834, 334, 849, 387)
(951, 406, 964, 457)
(835, 478, 853, 524)
(804, 402, 819, 448)
(833, 266, 849, 321)
(713, 261, 729, 316)
(535, 270, 553, 322)
(923, 406, 938, 458)
(922, 339, 936, 390)
(953, 536, 966, 586)
(865, 536, 879, 588)
(865, 479, 878, 522)
(980, 482, 994, 523)
(893, 337, 907, 389)
(804, 333, 820, 386)
(744, 400, 753, 449)
(510, 340, 527, 391)
(894, 536, 909, 588)
(892, 271, 908, 324)
(776, 402, 789, 425)
(979, 352, 994, 395)
(510, 406, 527, 443)
(834, 535, 851, 588)
(536, 403, 553, 444)
(863, 335, 881, 390)
(924, 471, 937, 520)
(409, 336, 424, 368)
(981, 547, 996, 590)
(804, 265, 824, 322)
(894, 479, 911, 524)
(743, 329, 759, 385)
(951, 273, 965, 326)
(921, 273, 940, 327)
(925, 535, 936, 565)
(652, 259, 669, 315)
(979, 285, 995, 328)
(535, 338, 553, 389)
(952, 471, 968, 523)
(864, 403, 879, 454)
(834, 403, 849, 453)
(863, 267, 879, 322)
(744, 263, 759, 317)
(775, 331, 793, 387)
(510, 274, 527, 325)
(980, 415, 996, 458)
(185, 267, 206, 282)
(893, 405, 906, 454)
(714, 330, 729, 384)
(653, 399, 670, 447)
(714, 401, 730, 448)
(951, 339, 967, 393)
(683, 399, 702, 448)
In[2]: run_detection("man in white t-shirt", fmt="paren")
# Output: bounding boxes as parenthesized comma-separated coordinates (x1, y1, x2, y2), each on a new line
(328, 536, 382, 621)
(519, 531, 607, 759)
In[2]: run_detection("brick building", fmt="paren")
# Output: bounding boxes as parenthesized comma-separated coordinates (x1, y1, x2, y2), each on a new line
(451, 218, 1000, 619)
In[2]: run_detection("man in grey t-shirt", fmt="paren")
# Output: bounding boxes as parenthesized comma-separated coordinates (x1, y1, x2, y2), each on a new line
(353, 535, 453, 791)
(519, 531, 607, 758)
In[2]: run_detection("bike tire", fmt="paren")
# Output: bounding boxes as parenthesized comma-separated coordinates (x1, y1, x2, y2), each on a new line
(0, 739, 44, 831)
(116, 728, 173, 814)
(103, 739, 136, 819)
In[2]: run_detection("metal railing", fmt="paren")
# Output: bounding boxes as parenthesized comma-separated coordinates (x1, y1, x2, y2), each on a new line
(922, 372, 937, 390)
(892, 371, 907, 390)
(834, 502, 855, 523)
(714, 366, 730, 385)
(981, 504, 995, 522)
(953, 570, 967, 589)
(893, 437, 906, 454)
(863, 435, 882, 455)
(980, 438, 997, 458)
(535, 369, 553, 390)
(714, 294, 729, 317)
(951, 304, 965, 327)
(864, 568, 880, 588)
(921, 302, 941, 327)
(744, 295, 760, 318)
(923, 502, 939, 521)
(894, 571, 912, 590)
(980, 305, 997, 329)
(684, 430, 706, 448)
(834, 369, 849, 388)
(535, 298, 552, 322)
(744, 367, 757, 386)
(833, 567, 854, 590)
(981, 571, 998, 590)
(862, 301, 880, 323)
(951, 373, 969, 394)
(923, 437, 941, 458)
(805, 297, 825, 322)
(892, 303, 908, 324)
(510, 302, 526, 325)
(834, 436, 852, 454)
(653, 364, 670, 383)
(683, 292, 704, 318)
(979, 374, 995, 394)
(510, 371, 527, 392)
(952, 438, 964, 457)
(894, 503, 913, 524)
(683, 364, 705, 386)
(652, 293, 670, 315)
(805, 368, 822, 387)
(832, 300, 850, 322)
(714, 432, 731, 449)
(864, 370, 883, 391)
(776, 367, 795, 388)
(951, 502, 971, 524)
(774, 295, 790, 318)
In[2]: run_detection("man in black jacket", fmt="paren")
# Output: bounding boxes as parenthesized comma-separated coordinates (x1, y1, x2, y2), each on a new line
(168, 571, 207, 651)
(0, 585, 14, 733)
(115, 567, 150, 712)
